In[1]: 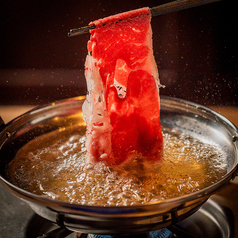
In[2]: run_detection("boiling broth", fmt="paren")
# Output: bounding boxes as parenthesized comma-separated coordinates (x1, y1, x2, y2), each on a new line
(6, 125, 227, 206)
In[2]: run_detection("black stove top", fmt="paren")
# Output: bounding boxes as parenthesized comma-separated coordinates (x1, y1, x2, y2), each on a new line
(0, 181, 237, 238)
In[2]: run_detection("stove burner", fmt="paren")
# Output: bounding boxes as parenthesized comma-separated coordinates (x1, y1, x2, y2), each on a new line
(149, 228, 172, 238)
(88, 228, 172, 238)
(26, 199, 234, 238)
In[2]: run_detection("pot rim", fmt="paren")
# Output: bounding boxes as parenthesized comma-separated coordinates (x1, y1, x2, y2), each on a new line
(0, 96, 237, 212)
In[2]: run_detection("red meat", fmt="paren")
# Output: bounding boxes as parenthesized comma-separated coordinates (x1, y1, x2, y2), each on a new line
(83, 7, 163, 166)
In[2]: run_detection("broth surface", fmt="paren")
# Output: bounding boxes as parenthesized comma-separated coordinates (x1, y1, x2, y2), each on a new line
(6, 126, 227, 206)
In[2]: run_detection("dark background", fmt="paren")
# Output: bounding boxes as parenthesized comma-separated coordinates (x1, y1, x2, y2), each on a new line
(0, 0, 237, 106)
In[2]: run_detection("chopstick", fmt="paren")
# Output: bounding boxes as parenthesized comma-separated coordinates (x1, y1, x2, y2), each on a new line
(68, 0, 221, 37)
(150, 0, 221, 17)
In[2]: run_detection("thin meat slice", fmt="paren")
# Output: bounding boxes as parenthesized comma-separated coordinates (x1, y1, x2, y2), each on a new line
(82, 7, 163, 166)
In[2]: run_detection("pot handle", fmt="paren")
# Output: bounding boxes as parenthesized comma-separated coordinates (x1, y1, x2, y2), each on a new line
(0, 116, 5, 132)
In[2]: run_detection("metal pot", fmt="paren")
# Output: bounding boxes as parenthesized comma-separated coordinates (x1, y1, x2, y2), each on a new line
(0, 96, 237, 235)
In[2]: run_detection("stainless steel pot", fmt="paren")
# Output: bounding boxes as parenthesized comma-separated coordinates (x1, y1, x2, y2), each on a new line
(0, 96, 237, 235)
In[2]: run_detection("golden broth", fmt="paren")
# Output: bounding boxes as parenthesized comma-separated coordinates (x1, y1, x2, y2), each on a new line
(6, 125, 227, 206)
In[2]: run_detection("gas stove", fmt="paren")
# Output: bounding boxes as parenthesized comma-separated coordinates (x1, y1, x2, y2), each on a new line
(0, 105, 237, 238)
